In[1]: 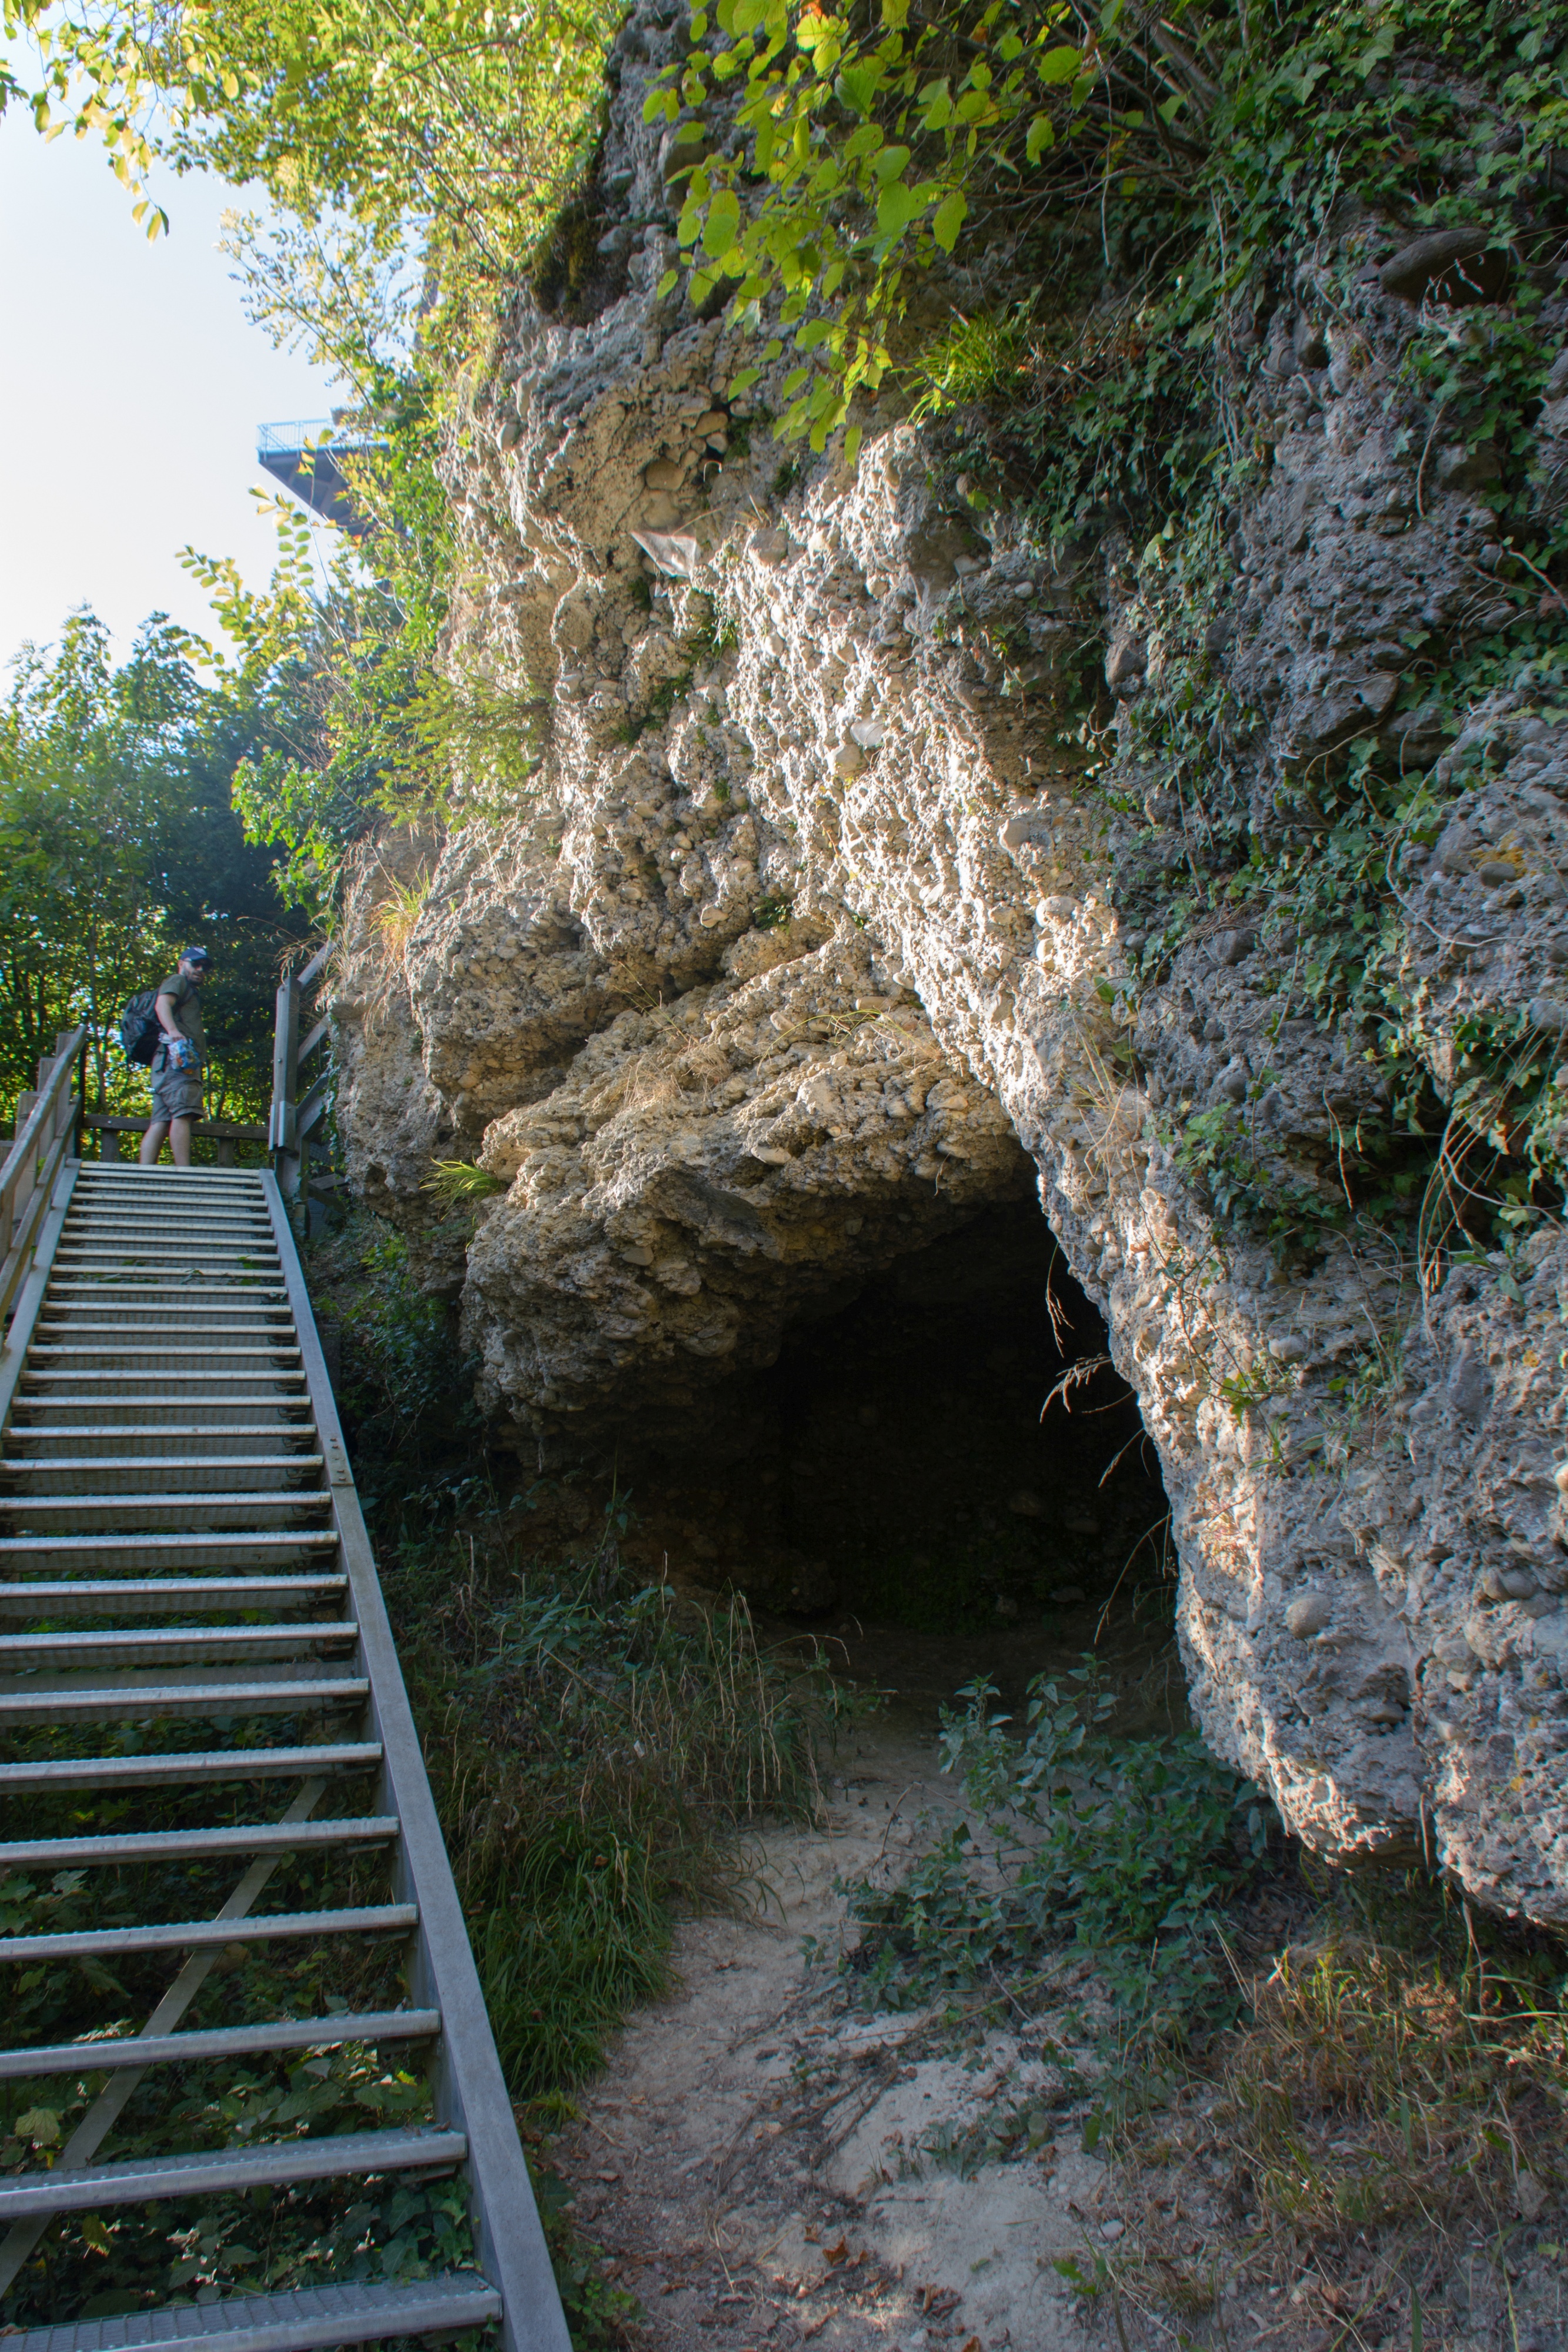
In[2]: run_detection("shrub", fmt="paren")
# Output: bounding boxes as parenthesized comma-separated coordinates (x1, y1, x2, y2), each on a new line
(846, 1662, 1273, 2044)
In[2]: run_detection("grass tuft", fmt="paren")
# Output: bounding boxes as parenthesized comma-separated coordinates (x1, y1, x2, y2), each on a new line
(420, 1157, 507, 1203)
(1224, 1905, 1568, 2242)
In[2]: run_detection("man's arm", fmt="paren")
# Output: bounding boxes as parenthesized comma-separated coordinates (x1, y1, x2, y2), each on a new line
(155, 989, 185, 1043)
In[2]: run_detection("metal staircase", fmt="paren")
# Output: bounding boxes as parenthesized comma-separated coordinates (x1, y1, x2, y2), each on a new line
(0, 1157, 570, 2351)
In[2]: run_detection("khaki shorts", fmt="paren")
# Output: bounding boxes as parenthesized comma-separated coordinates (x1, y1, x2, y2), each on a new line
(151, 1054, 204, 1122)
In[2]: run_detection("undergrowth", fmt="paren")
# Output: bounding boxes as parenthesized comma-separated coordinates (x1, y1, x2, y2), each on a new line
(843, 1662, 1275, 2048)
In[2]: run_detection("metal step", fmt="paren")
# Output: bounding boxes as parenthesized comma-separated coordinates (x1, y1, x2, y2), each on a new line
(8, 1402, 313, 1426)
(2, 1454, 326, 1491)
(0, 1530, 340, 1568)
(0, 1900, 419, 1965)
(0, 1813, 397, 1869)
(0, 1572, 349, 1615)
(0, 1740, 382, 1792)
(0, 1491, 332, 1528)
(0, 1622, 358, 1668)
(0, 2005, 439, 2079)
(0, 2126, 466, 2218)
(5, 1429, 319, 1459)
(0, 2273, 501, 2352)
(0, 1671, 368, 1726)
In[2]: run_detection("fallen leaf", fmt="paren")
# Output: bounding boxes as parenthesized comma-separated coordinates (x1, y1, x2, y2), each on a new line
(961, 2338, 982, 2352)
(823, 2236, 851, 2266)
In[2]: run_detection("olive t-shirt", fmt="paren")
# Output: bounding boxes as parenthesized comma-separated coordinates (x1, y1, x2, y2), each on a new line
(156, 973, 206, 1059)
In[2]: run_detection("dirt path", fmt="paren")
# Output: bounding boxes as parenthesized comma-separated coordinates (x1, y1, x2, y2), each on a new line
(553, 1707, 1117, 2351)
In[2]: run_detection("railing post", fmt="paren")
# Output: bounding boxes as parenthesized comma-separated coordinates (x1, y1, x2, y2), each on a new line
(270, 976, 301, 1202)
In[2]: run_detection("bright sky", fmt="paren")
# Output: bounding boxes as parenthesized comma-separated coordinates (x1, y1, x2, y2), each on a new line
(0, 108, 338, 674)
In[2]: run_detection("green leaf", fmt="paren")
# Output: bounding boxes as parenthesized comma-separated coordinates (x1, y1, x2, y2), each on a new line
(871, 141, 912, 183)
(1025, 112, 1054, 161)
(844, 425, 862, 467)
(836, 62, 878, 115)
(1036, 43, 1082, 84)
(732, 0, 767, 29)
(728, 366, 763, 392)
(931, 188, 967, 252)
(657, 268, 679, 297)
(876, 178, 926, 239)
(702, 190, 743, 257)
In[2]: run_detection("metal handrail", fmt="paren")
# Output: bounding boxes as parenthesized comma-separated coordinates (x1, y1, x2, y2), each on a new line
(270, 946, 335, 1202)
(257, 419, 377, 457)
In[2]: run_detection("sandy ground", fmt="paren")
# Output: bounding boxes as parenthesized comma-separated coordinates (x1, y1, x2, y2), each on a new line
(553, 1710, 1119, 2352)
(548, 1695, 1568, 2352)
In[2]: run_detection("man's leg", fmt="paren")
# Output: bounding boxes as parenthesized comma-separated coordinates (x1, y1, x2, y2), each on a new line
(140, 1121, 170, 1165)
(169, 1117, 194, 1169)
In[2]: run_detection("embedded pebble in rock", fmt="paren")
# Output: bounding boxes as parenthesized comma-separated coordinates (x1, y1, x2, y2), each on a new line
(329, 0, 1568, 1926)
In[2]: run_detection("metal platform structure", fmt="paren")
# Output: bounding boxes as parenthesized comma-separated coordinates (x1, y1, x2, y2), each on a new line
(256, 422, 377, 536)
(0, 1040, 570, 2350)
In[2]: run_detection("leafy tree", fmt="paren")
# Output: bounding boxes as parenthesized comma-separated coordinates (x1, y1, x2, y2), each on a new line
(0, 610, 309, 1130)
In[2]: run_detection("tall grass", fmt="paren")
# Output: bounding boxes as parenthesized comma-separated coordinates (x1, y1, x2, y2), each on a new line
(384, 1524, 828, 2102)
(1224, 1885, 1568, 2244)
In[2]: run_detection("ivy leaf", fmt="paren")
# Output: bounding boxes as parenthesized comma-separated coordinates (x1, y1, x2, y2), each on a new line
(1036, 44, 1083, 84)
(932, 188, 967, 252)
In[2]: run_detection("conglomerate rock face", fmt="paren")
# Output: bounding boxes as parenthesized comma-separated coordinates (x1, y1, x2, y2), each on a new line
(332, 1, 1568, 1923)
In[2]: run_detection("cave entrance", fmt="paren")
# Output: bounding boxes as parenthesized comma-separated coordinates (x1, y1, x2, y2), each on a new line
(622, 1201, 1177, 1716)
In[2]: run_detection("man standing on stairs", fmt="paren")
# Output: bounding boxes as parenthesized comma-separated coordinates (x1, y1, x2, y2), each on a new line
(139, 947, 214, 1168)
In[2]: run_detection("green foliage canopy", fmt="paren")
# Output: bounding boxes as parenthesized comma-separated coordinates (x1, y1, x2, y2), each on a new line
(0, 610, 309, 1129)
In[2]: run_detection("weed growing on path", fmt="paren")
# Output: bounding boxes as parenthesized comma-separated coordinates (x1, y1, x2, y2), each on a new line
(843, 1662, 1273, 2044)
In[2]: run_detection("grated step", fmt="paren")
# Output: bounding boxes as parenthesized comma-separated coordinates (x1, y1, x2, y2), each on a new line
(0, 1900, 419, 1965)
(0, 2006, 439, 2081)
(0, 2272, 501, 2352)
(0, 1572, 347, 1616)
(0, 1491, 332, 1527)
(0, 2125, 464, 2219)
(0, 1531, 339, 1569)
(4, 1430, 317, 1449)
(0, 1813, 397, 1870)
(0, 1740, 382, 1792)
(1, 1455, 326, 1493)
(0, 1671, 368, 1726)
(0, 1622, 358, 1669)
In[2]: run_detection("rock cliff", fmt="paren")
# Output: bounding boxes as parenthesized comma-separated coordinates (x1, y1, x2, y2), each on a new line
(332, 0, 1568, 1925)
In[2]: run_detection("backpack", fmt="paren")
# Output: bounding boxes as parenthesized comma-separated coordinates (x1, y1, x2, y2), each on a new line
(118, 988, 163, 1066)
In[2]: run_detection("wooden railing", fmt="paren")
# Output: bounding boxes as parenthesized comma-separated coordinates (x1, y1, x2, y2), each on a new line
(270, 941, 335, 1202)
(82, 1112, 268, 1165)
(0, 1026, 85, 1329)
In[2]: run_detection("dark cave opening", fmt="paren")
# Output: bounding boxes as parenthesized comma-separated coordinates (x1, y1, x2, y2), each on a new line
(620, 1202, 1176, 1704)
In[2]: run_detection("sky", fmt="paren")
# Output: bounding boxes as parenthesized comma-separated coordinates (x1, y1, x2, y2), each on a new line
(0, 107, 337, 674)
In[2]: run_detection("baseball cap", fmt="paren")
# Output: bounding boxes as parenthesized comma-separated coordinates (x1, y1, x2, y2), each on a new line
(180, 947, 215, 968)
